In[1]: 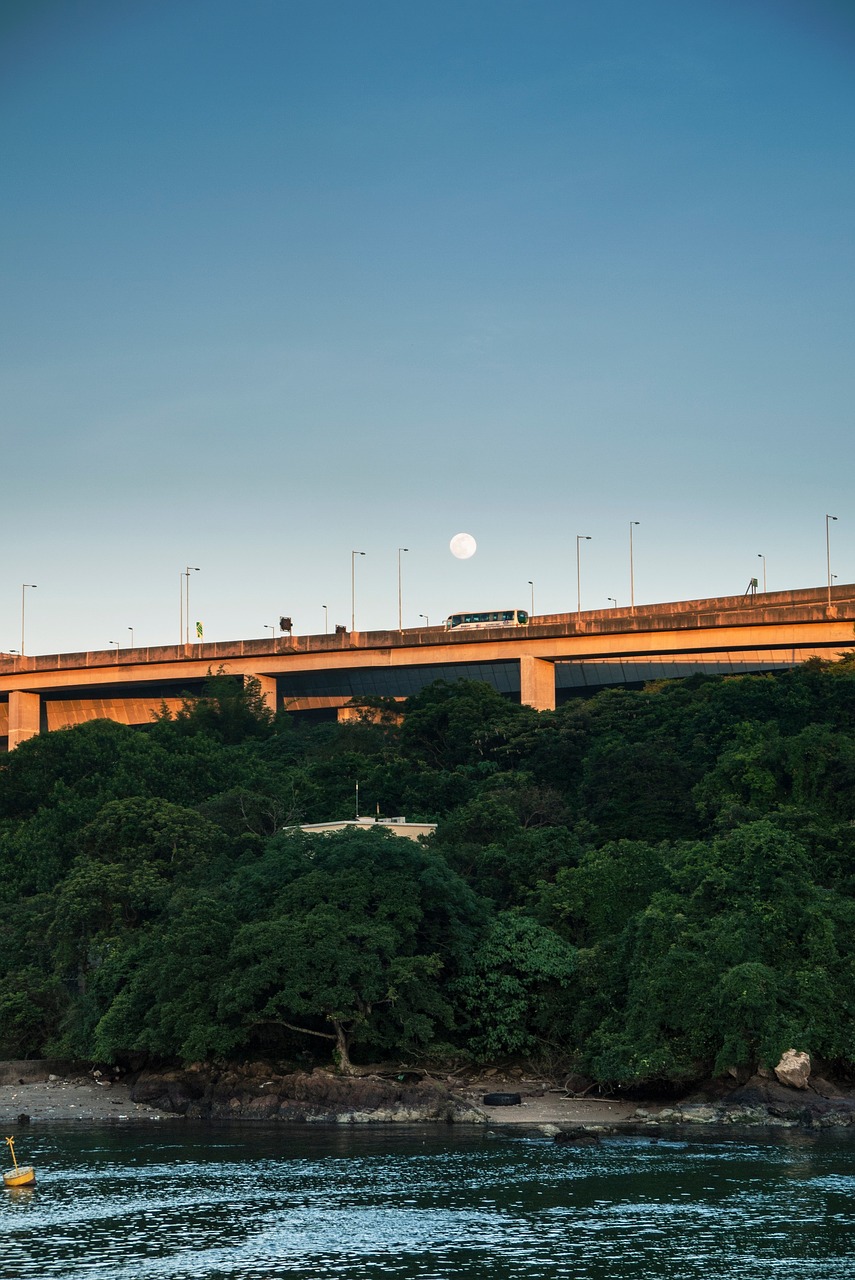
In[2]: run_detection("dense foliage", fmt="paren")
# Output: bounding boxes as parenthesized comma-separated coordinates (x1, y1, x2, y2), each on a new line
(2, 659, 855, 1086)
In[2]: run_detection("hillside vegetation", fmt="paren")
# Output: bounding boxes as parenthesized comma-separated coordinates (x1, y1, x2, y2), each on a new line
(1, 661, 854, 1087)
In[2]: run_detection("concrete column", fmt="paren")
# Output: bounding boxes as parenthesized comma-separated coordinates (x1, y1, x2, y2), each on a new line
(248, 674, 278, 716)
(519, 655, 555, 711)
(8, 691, 40, 750)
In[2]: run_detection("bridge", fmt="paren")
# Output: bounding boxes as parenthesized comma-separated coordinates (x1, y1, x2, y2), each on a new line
(1, 584, 853, 750)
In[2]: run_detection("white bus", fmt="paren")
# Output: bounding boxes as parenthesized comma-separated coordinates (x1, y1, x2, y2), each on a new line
(445, 609, 529, 631)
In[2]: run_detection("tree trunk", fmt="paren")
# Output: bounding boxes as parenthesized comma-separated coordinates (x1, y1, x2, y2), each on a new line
(331, 1019, 356, 1074)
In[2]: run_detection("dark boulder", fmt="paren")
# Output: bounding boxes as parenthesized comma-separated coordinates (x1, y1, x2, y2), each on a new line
(554, 1127, 602, 1146)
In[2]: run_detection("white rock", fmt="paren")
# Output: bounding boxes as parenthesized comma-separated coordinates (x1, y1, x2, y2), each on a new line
(774, 1049, 811, 1090)
(681, 1105, 718, 1123)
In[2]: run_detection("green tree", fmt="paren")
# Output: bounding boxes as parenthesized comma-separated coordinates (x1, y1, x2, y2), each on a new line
(538, 840, 670, 946)
(579, 738, 700, 841)
(693, 721, 788, 830)
(156, 669, 275, 744)
(454, 911, 576, 1059)
(90, 890, 241, 1062)
(574, 821, 855, 1084)
(49, 797, 228, 1053)
(400, 681, 531, 770)
(219, 828, 484, 1071)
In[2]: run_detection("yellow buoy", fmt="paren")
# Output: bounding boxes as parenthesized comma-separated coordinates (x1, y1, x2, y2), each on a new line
(4, 1136, 35, 1188)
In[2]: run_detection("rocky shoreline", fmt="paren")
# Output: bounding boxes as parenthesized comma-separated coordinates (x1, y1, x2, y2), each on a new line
(627, 1080, 855, 1132)
(2, 1059, 854, 1134)
(129, 1062, 485, 1124)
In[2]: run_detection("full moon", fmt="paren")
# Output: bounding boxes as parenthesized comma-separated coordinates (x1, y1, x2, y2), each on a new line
(450, 532, 477, 560)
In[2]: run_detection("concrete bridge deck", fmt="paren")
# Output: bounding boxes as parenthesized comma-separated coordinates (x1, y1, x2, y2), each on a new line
(1, 584, 853, 749)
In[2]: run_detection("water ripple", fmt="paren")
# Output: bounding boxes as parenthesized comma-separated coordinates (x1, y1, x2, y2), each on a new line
(3, 1126, 853, 1280)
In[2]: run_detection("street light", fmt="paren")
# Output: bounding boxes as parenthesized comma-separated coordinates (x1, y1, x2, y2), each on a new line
(528, 580, 534, 616)
(21, 584, 36, 656)
(351, 551, 365, 631)
(109, 640, 120, 661)
(757, 554, 766, 593)
(576, 536, 591, 617)
(419, 613, 430, 627)
(629, 522, 640, 611)
(128, 627, 134, 648)
(322, 604, 328, 634)
(608, 597, 617, 609)
(397, 547, 409, 631)
(264, 624, 275, 642)
(185, 567, 200, 645)
(826, 515, 838, 606)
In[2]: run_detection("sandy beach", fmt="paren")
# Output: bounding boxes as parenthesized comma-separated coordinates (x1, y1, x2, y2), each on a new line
(0, 1076, 169, 1125)
(454, 1078, 638, 1128)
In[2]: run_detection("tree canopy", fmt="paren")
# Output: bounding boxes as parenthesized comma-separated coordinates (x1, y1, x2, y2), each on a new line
(2, 658, 855, 1086)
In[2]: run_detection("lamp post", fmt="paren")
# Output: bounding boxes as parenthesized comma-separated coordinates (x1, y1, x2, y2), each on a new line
(419, 613, 430, 628)
(322, 604, 328, 634)
(109, 640, 120, 661)
(608, 597, 617, 609)
(826, 515, 837, 606)
(576, 536, 591, 617)
(528, 580, 534, 616)
(757, 554, 766, 593)
(629, 521, 640, 611)
(264, 624, 275, 642)
(397, 547, 409, 631)
(128, 627, 134, 648)
(185, 567, 200, 645)
(21, 584, 36, 656)
(351, 551, 365, 631)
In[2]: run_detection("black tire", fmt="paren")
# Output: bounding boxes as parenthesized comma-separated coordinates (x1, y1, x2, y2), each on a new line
(482, 1092, 522, 1106)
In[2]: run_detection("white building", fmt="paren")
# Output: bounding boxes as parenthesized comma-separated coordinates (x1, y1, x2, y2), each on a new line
(293, 816, 437, 842)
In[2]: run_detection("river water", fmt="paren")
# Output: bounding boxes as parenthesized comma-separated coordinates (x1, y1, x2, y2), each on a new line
(2, 1123, 853, 1279)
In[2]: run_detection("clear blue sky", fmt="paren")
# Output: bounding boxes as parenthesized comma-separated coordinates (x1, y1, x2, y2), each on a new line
(2, 0, 853, 653)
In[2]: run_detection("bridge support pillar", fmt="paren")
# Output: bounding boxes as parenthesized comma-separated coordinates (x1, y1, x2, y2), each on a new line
(247, 674, 278, 716)
(519, 656, 555, 711)
(8, 691, 40, 750)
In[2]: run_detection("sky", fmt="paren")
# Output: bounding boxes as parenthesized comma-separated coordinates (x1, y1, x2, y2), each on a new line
(2, 0, 854, 654)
